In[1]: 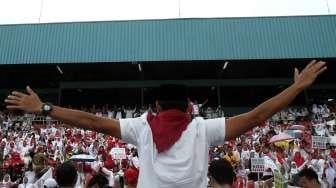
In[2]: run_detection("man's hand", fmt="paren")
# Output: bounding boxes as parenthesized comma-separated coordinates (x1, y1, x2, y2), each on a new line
(293, 60, 327, 90)
(225, 60, 327, 140)
(5, 86, 121, 138)
(5, 86, 43, 113)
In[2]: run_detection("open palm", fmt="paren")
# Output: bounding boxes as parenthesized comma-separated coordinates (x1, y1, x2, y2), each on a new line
(5, 86, 43, 113)
(293, 60, 327, 90)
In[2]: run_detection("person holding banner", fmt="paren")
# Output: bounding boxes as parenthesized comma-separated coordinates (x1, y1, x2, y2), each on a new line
(5, 61, 327, 188)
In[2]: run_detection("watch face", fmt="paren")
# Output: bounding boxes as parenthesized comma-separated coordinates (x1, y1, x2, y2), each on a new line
(44, 105, 51, 111)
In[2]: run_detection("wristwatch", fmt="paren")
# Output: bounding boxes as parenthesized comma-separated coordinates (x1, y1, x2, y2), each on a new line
(41, 103, 53, 116)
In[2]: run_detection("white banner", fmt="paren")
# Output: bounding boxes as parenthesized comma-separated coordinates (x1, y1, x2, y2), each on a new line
(312, 136, 328, 149)
(111, 148, 126, 160)
(251, 158, 265, 173)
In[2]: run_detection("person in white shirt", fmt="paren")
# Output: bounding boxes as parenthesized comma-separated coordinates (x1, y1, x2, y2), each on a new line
(101, 166, 116, 187)
(5, 61, 327, 188)
(125, 107, 136, 118)
(131, 155, 140, 169)
(232, 143, 242, 163)
(19, 140, 34, 159)
(115, 107, 123, 120)
(324, 161, 335, 188)
(43, 178, 58, 188)
(190, 99, 208, 117)
(18, 177, 33, 188)
(241, 143, 250, 168)
(24, 163, 36, 184)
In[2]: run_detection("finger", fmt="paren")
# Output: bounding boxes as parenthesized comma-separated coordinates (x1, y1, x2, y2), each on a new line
(7, 95, 21, 101)
(306, 60, 317, 69)
(12, 91, 27, 98)
(4, 99, 21, 105)
(311, 61, 326, 72)
(316, 66, 327, 76)
(26, 86, 36, 95)
(294, 68, 299, 81)
(6, 105, 23, 110)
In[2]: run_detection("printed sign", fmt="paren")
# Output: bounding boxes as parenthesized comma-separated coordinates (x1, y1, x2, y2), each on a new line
(111, 148, 126, 160)
(274, 169, 285, 188)
(251, 158, 265, 173)
(312, 136, 328, 149)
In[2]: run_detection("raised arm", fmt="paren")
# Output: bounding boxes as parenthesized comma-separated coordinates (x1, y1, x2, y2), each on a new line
(225, 60, 327, 140)
(5, 87, 121, 138)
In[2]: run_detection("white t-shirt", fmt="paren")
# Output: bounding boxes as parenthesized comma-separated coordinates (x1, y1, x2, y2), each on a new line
(131, 156, 140, 169)
(116, 112, 122, 120)
(326, 167, 335, 186)
(24, 171, 36, 184)
(120, 114, 226, 188)
(107, 111, 114, 119)
(241, 150, 250, 160)
(125, 110, 134, 118)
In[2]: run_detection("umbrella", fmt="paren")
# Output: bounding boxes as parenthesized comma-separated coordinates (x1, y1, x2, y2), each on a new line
(70, 154, 96, 162)
(269, 133, 294, 143)
(285, 130, 302, 139)
(288, 125, 305, 131)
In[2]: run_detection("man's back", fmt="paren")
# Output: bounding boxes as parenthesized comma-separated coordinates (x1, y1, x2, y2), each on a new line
(120, 114, 226, 188)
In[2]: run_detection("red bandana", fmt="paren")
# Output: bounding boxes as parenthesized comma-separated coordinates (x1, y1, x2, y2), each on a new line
(293, 152, 305, 167)
(147, 109, 191, 153)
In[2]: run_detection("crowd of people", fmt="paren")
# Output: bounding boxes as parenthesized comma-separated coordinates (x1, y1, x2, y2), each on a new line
(208, 103, 336, 188)
(0, 101, 335, 188)
(0, 107, 141, 188)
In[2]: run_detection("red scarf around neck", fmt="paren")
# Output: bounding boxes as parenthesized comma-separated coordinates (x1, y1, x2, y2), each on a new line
(147, 109, 191, 153)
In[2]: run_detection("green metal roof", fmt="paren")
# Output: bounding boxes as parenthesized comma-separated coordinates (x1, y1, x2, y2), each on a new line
(0, 15, 335, 64)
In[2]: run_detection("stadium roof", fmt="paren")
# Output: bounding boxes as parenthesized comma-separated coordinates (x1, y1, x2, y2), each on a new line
(0, 15, 335, 65)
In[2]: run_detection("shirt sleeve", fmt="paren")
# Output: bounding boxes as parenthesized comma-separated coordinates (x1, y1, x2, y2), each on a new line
(119, 117, 144, 146)
(205, 118, 226, 146)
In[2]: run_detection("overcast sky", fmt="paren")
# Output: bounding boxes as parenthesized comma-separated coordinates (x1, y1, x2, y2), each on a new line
(0, 0, 335, 25)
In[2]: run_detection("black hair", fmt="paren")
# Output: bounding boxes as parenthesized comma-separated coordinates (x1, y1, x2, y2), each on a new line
(157, 84, 188, 112)
(298, 168, 319, 183)
(208, 159, 236, 186)
(267, 130, 277, 136)
(158, 100, 188, 112)
(88, 174, 109, 188)
(133, 149, 138, 157)
(55, 162, 78, 187)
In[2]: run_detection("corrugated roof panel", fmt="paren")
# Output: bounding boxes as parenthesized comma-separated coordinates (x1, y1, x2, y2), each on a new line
(0, 15, 335, 65)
